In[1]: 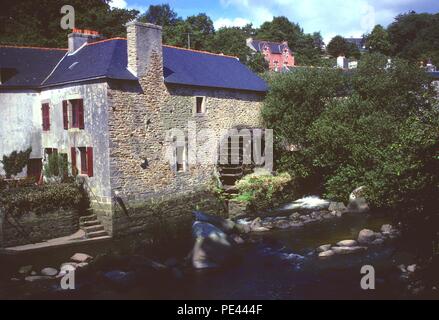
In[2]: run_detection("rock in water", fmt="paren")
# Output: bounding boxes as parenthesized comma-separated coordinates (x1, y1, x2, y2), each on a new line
(191, 222, 235, 269)
(336, 240, 358, 247)
(193, 211, 236, 233)
(331, 246, 367, 255)
(40, 267, 58, 277)
(358, 229, 376, 244)
(317, 244, 332, 253)
(70, 253, 93, 263)
(319, 250, 335, 258)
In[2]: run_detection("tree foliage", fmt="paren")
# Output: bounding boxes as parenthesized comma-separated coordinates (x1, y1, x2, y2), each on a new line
(327, 35, 360, 58)
(365, 25, 392, 55)
(1, 148, 32, 179)
(263, 53, 439, 214)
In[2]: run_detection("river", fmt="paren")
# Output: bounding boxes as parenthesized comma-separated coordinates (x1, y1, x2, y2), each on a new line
(0, 209, 422, 300)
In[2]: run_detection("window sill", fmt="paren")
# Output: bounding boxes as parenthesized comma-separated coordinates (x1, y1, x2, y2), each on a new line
(68, 128, 84, 132)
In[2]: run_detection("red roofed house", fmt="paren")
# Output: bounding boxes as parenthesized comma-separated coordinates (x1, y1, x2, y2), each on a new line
(246, 38, 295, 72)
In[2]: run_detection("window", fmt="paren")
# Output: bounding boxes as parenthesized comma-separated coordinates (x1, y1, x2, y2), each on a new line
(42, 103, 50, 131)
(63, 99, 84, 129)
(173, 137, 187, 173)
(71, 99, 84, 129)
(79, 147, 87, 175)
(76, 147, 94, 177)
(176, 145, 185, 172)
(195, 97, 205, 114)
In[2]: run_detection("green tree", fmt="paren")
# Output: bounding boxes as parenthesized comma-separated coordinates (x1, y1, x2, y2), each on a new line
(210, 25, 254, 62)
(256, 16, 304, 48)
(365, 25, 392, 55)
(327, 35, 360, 58)
(388, 12, 439, 65)
(1, 148, 32, 179)
(138, 4, 181, 26)
(247, 52, 269, 73)
(0, 0, 139, 47)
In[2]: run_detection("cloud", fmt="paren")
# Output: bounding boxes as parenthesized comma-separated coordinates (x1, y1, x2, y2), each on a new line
(218, 0, 439, 44)
(109, 0, 127, 9)
(214, 17, 251, 29)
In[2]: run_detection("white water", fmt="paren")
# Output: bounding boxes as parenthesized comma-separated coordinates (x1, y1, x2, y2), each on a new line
(279, 196, 330, 211)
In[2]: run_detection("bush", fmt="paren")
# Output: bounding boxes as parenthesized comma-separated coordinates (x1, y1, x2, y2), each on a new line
(233, 172, 292, 210)
(0, 182, 90, 216)
(1, 148, 32, 179)
(43, 153, 69, 179)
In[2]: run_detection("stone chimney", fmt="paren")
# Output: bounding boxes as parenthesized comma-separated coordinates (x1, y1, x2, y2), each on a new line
(126, 21, 163, 78)
(68, 29, 101, 53)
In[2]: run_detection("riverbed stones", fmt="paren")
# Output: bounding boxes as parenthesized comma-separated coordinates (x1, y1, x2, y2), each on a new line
(290, 212, 301, 220)
(407, 264, 417, 273)
(371, 238, 385, 246)
(317, 244, 332, 252)
(329, 202, 347, 213)
(18, 265, 33, 275)
(40, 267, 58, 277)
(336, 240, 358, 247)
(331, 246, 367, 255)
(358, 229, 376, 244)
(319, 250, 335, 258)
(70, 253, 93, 263)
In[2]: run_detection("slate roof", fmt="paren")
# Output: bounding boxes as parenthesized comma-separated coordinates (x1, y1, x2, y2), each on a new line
(0, 39, 267, 92)
(0, 46, 66, 87)
(248, 39, 290, 54)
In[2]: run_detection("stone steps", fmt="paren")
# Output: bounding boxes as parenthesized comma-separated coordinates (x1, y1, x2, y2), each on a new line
(79, 211, 108, 239)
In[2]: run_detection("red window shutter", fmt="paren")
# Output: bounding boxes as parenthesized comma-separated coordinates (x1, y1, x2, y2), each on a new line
(87, 147, 93, 177)
(62, 101, 69, 130)
(78, 99, 85, 129)
(71, 147, 77, 176)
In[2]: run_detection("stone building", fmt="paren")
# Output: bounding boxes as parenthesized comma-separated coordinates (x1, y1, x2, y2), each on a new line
(246, 38, 295, 72)
(0, 23, 267, 238)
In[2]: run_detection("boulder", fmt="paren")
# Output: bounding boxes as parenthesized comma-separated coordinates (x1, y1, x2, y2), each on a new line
(348, 187, 370, 213)
(329, 202, 347, 213)
(70, 253, 93, 263)
(250, 217, 262, 229)
(191, 221, 235, 269)
(336, 240, 358, 247)
(251, 226, 271, 232)
(332, 246, 367, 255)
(358, 229, 376, 244)
(317, 244, 332, 253)
(40, 267, 58, 277)
(193, 211, 236, 234)
(319, 250, 335, 258)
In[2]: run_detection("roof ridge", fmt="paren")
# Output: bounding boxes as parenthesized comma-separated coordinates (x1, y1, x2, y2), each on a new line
(163, 44, 238, 59)
(253, 39, 288, 45)
(0, 44, 67, 50)
(86, 37, 127, 46)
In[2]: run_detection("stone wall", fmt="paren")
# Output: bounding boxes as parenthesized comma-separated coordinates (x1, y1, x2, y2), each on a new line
(0, 209, 79, 247)
(111, 190, 227, 240)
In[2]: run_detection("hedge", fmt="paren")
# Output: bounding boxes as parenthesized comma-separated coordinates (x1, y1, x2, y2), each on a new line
(0, 182, 90, 216)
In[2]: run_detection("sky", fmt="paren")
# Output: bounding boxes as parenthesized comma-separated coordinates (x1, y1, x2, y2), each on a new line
(109, 0, 439, 44)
